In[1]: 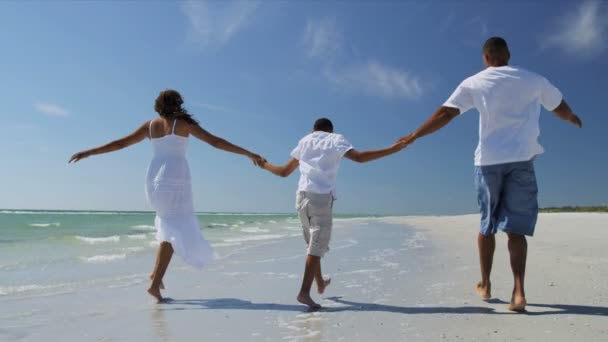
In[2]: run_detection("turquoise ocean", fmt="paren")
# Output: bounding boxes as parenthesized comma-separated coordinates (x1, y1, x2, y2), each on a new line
(0, 210, 365, 300)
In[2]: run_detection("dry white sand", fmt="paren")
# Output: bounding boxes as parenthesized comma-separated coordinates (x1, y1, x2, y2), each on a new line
(382, 213, 608, 341)
(1, 213, 606, 341)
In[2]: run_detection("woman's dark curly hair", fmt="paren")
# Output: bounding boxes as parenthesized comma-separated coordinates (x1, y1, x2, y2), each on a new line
(154, 89, 199, 125)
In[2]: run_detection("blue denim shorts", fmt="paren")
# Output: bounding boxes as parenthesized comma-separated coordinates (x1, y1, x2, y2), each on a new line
(475, 160, 538, 236)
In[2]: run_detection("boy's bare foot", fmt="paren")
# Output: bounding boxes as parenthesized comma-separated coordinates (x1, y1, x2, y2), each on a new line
(508, 295, 527, 312)
(147, 287, 163, 303)
(297, 294, 322, 310)
(150, 274, 164, 290)
(317, 277, 331, 295)
(475, 281, 491, 300)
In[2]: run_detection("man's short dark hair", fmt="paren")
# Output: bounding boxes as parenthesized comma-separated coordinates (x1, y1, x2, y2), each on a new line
(483, 37, 510, 63)
(313, 118, 334, 133)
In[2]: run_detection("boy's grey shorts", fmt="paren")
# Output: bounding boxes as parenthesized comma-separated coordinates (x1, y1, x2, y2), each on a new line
(296, 191, 333, 257)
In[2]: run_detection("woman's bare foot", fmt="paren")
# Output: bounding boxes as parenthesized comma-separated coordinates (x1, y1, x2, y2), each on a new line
(297, 293, 322, 310)
(317, 277, 331, 295)
(150, 274, 164, 290)
(508, 294, 527, 312)
(475, 281, 491, 300)
(147, 287, 163, 303)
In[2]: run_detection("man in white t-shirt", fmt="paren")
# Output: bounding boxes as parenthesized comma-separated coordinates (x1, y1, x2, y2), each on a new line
(399, 37, 582, 312)
(261, 118, 408, 309)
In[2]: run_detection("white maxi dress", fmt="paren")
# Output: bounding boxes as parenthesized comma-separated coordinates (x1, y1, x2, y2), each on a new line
(145, 120, 213, 268)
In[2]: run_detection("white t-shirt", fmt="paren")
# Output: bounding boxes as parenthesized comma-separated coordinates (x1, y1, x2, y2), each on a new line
(290, 131, 353, 195)
(444, 65, 563, 166)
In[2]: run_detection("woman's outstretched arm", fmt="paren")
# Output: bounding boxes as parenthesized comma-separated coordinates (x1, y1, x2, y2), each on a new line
(189, 123, 265, 166)
(69, 121, 150, 163)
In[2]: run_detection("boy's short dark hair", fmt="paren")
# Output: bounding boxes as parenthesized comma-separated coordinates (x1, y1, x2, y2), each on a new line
(313, 118, 333, 133)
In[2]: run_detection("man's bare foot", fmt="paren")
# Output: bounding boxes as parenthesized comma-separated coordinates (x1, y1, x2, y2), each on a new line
(297, 294, 322, 310)
(147, 287, 163, 303)
(508, 295, 527, 312)
(149, 274, 164, 290)
(475, 281, 491, 300)
(317, 277, 331, 295)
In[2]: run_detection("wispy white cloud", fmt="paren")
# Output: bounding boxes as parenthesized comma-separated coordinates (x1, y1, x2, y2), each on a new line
(325, 62, 424, 99)
(34, 102, 69, 117)
(190, 100, 265, 119)
(464, 15, 490, 42)
(302, 17, 425, 100)
(542, 0, 608, 59)
(438, 12, 456, 34)
(191, 101, 236, 114)
(481, 23, 489, 37)
(181, 1, 260, 47)
(303, 17, 341, 58)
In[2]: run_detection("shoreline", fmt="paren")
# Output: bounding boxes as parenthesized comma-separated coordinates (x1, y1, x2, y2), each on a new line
(1, 213, 606, 341)
(4, 208, 608, 217)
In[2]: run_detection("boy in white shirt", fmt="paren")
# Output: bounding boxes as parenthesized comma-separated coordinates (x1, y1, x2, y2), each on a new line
(261, 118, 408, 309)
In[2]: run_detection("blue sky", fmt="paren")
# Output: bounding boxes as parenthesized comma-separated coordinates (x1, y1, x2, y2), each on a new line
(0, 1, 606, 215)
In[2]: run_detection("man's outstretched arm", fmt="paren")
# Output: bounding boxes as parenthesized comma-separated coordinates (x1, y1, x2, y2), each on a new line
(552, 100, 582, 128)
(398, 106, 460, 144)
(262, 158, 299, 177)
(343, 141, 408, 163)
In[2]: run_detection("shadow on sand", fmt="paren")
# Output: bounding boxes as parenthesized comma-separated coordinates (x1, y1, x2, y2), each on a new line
(485, 298, 608, 316)
(160, 297, 495, 314)
(160, 297, 608, 316)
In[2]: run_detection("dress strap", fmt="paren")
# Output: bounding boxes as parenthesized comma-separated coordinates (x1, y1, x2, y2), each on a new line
(148, 120, 153, 139)
(171, 119, 177, 135)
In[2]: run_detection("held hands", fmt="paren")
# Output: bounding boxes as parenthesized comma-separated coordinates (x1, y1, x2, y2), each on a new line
(397, 133, 417, 146)
(387, 134, 415, 154)
(248, 153, 267, 167)
(69, 150, 91, 163)
(392, 140, 410, 152)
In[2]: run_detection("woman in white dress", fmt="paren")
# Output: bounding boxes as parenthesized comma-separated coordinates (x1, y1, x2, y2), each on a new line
(69, 89, 264, 302)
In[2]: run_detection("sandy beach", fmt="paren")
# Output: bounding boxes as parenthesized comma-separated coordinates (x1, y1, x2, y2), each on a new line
(1, 213, 606, 341)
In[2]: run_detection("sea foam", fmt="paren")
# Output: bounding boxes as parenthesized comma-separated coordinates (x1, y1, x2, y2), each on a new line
(1, 210, 149, 215)
(130, 224, 155, 231)
(126, 234, 148, 240)
(240, 227, 270, 233)
(82, 254, 126, 263)
(28, 222, 61, 227)
(0, 283, 67, 296)
(207, 223, 230, 228)
(75, 236, 120, 244)
(223, 234, 287, 243)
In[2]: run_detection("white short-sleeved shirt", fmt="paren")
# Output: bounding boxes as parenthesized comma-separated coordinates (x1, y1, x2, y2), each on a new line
(290, 131, 353, 195)
(444, 65, 563, 166)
